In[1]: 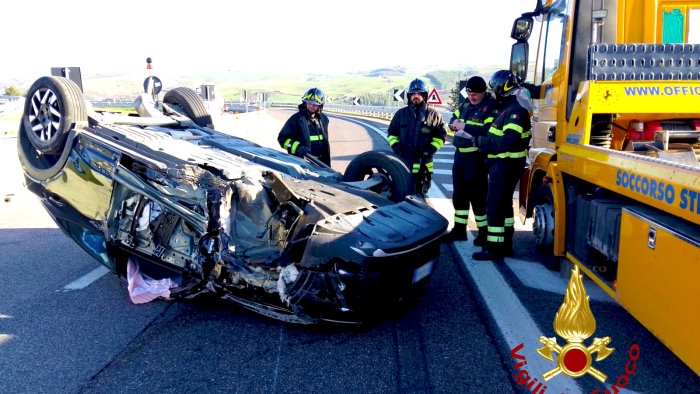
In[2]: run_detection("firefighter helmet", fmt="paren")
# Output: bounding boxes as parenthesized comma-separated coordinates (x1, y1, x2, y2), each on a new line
(407, 78, 429, 101)
(488, 70, 520, 98)
(302, 87, 325, 106)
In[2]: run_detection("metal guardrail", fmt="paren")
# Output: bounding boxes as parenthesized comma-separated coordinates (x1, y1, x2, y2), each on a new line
(270, 102, 453, 124)
(90, 100, 452, 123)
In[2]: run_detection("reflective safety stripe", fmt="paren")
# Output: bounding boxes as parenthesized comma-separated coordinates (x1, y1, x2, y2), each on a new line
(283, 138, 292, 148)
(425, 162, 434, 172)
(487, 235, 505, 243)
(505, 217, 515, 227)
(474, 214, 488, 227)
(488, 125, 504, 136)
(387, 135, 399, 145)
(412, 163, 421, 173)
(487, 151, 527, 159)
(303, 91, 323, 103)
(453, 109, 461, 118)
(309, 135, 324, 141)
(488, 226, 505, 233)
(458, 147, 479, 153)
(521, 131, 532, 139)
(483, 116, 494, 123)
(431, 137, 444, 150)
(291, 141, 300, 154)
(466, 120, 484, 126)
(503, 123, 524, 134)
(454, 209, 469, 224)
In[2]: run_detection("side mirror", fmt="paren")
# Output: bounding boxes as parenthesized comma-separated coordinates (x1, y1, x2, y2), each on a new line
(510, 42, 529, 82)
(511, 16, 534, 41)
(536, 0, 565, 13)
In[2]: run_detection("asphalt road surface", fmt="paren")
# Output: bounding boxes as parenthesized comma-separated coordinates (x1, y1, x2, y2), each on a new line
(0, 110, 698, 394)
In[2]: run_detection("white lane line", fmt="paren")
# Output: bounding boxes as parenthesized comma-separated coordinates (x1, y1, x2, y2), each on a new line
(442, 183, 454, 192)
(62, 265, 110, 291)
(504, 258, 615, 303)
(452, 242, 582, 393)
(433, 158, 452, 164)
(433, 169, 451, 175)
(331, 115, 387, 139)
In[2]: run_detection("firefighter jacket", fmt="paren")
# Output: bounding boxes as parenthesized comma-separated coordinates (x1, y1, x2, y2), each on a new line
(278, 103, 331, 165)
(387, 103, 446, 174)
(450, 94, 498, 153)
(476, 95, 531, 159)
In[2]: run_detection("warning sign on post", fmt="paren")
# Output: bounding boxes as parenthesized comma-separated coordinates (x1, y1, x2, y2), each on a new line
(427, 88, 442, 104)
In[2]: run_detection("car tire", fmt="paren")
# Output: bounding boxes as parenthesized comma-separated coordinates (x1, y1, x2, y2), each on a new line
(163, 87, 213, 128)
(343, 150, 414, 203)
(23, 76, 87, 155)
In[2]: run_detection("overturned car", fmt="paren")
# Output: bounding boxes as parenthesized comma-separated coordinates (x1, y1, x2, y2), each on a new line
(17, 76, 448, 323)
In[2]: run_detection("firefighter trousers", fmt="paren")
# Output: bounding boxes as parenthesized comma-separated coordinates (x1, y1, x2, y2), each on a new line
(484, 158, 525, 253)
(451, 151, 488, 233)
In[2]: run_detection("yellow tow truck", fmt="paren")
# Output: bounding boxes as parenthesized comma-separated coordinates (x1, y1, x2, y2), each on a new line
(509, 0, 700, 374)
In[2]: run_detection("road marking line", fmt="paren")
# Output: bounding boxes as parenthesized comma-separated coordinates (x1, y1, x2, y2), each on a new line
(62, 265, 110, 291)
(453, 241, 583, 393)
(504, 258, 615, 303)
(433, 158, 452, 164)
(432, 169, 451, 175)
(331, 115, 387, 139)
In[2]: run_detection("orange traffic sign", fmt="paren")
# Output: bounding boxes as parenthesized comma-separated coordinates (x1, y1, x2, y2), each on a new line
(427, 88, 442, 104)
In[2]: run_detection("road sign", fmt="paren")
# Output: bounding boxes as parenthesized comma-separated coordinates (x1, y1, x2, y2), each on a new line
(393, 89, 406, 101)
(460, 87, 468, 99)
(427, 88, 442, 105)
(353, 97, 361, 105)
(143, 76, 163, 95)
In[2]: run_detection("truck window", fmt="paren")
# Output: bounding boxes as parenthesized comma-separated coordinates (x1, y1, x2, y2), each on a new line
(537, 13, 566, 84)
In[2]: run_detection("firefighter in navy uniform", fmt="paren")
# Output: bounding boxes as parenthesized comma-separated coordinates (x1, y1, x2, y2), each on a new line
(445, 76, 499, 244)
(471, 70, 532, 261)
(386, 78, 447, 197)
(278, 87, 331, 166)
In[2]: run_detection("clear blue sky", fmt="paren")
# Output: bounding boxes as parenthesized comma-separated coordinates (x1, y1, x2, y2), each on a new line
(2, 0, 531, 82)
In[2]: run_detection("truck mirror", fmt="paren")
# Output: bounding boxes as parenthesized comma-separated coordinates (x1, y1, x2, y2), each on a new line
(536, 0, 565, 13)
(511, 16, 534, 41)
(510, 42, 529, 81)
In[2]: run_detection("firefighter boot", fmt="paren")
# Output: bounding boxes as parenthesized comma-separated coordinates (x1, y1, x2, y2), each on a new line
(473, 226, 487, 247)
(472, 246, 505, 262)
(445, 223, 468, 242)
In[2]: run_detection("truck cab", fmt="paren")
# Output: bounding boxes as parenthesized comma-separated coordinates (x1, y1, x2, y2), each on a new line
(508, 0, 700, 375)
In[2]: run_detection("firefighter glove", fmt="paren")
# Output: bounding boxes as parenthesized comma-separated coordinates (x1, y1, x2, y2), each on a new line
(297, 146, 310, 156)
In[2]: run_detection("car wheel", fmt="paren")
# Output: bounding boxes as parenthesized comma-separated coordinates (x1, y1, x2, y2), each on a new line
(23, 76, 87, 155)
(532, 184, 560, 270)
(163, 87, 213, 128)
(342, 150, 414, 203)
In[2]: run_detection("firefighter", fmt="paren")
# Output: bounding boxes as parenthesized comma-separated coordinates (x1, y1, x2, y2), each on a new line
(278, 87, 331, 166)
(387, 78, 447, 197)
(445, 76, 499, 244)
(470, 70, 532, 261)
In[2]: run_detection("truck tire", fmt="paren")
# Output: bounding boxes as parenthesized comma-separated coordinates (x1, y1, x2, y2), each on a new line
(343, 150, 414, 203)
(163, 87, 213, 128)
(23, 76, 87, 155)
(532, 185, 560, 270)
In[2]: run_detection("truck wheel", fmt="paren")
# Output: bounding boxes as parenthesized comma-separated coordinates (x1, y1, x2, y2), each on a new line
(532, 185, 560, 270)
(23, 76, 87, 155)
(163, 87, 213, 128)
(343, 150, 414, 203)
